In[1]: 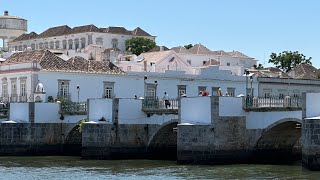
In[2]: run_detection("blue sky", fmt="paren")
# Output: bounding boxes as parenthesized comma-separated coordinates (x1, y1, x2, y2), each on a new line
(1, 0, 319, 68)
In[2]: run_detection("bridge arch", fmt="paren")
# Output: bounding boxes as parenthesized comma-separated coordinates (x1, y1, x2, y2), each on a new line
(254, 118, 302, 163)
(147, 119, 178, 160)
(63, 120, 85, 155)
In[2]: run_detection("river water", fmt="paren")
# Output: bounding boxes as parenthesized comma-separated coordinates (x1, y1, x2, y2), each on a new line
(0, 156, 319, 179)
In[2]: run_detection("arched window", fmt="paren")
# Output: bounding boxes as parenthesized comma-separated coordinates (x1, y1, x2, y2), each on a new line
(62, 40, 67, 49)
(44, 42, 49, 49)
(23, 45, 27, 51)
(49, 41, 54, 49)
(80, 38, 86, 49)
(18, 45, 22, 51)
(31, 44, 35, 50)
(74, 38, 79, 50)
(55, 41, 60, 49)
(68, 39, 73, 49)
(111, 38, 118, 48)
(39, 43, 44, 49)
(96, 37, 103, 46)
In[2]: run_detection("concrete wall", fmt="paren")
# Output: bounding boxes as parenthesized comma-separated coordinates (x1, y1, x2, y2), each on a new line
(305, 93, 320, 118)
(9, 103, 29, 122)
(35, 103, 60, 123)
(246, 111, 302, 129)
(0, 123, 79, 155)
(180, 97, 212, 124)
(219, 97, 244, 116)
(88, 98, 113, 122)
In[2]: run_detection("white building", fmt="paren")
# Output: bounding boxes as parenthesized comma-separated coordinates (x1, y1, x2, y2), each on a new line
(7, 24, 155, 56)
(0, 49, 256, 103)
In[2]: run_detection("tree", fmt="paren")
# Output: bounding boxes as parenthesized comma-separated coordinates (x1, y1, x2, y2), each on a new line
(268, 51, 312, 72)
(184, 44, 193, 49)
(253, 63, 264, 70)
(125, 37, 156, 55)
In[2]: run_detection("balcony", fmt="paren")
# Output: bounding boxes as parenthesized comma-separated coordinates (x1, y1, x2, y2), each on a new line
(142, 97, 179, 114)
(57, 93, 71, 101)
(243, 96, 302, 111)
(59, 101, 87, 115)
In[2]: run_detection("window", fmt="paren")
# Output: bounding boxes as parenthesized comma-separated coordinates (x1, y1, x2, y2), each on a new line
(178, 85, 187, 97)
(55, 41, 60, 49)
(62, 40, 67, 49)
(81, 38, 86, 49)
(227, 63, 230, 66)
(111, 38, 118, 48)
(11, 79, 17, 96)
(187, 60, 191, 65)
(48, 41, 53, 49)
(2, 82, 8, 97)
(58, 80, 70, 99)
(203, 61, 206, 65)
(103, 81, 114, 98)
(20, 81, 26, 97)
(18, 45, 22, 51)
(263, 89, 272, 98)
(68, 39, 73, 49)
(198, 86, 206, 93)
(227, 87, 235, 97)
(74, 38, 79, 50)
(44, 42, 49, 49)
(146, 84, 157, 98)
(39, 43, 43, 49)
(31, 43, 35, 50)
(23, 45, 27, 51)
(212, 87, 220, 96)
(278, 89, 286, 99)
(96, 37, 103, 46)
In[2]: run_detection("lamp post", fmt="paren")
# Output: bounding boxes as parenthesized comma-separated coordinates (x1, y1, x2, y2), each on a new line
(60, 81, 64, 99)
(144, 75, 147, 97)
(76, 85, 80, 103)
(250, 76, 253, 97)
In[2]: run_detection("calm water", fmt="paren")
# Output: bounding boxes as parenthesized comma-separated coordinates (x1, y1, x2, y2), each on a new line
(0, 156, 319, 180)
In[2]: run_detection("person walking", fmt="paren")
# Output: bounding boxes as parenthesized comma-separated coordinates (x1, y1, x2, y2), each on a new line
(163, 92, 170, 109)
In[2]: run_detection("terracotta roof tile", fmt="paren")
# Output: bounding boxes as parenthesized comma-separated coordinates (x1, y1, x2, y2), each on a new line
(12, 32, 38, 42)
(171, 46, 191, 54)
(132, 27, 151, 36)
(4, 50, 125, 74)
(72, 24, 102, 34)
(102, 26, 132, 35)
(188, 44, 214, 55)
(148, 46, 169, 52)
(38, 25, 73, 38)
(227, 51, 251, 58)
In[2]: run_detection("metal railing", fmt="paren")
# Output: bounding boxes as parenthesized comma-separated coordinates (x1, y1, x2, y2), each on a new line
(243, 96, 302, 109)
(142, 96, 179, 111)
(60, 101, 87, 114)
(57, 93, 71, 101)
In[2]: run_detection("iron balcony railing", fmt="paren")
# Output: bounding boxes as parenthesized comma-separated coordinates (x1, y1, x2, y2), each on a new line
(243, 96, 302, 109)
(0, 94, 27, 103)
(142, 96, 179, 111)
(57, 93, 72, 101)
(59, 101, 87, 115)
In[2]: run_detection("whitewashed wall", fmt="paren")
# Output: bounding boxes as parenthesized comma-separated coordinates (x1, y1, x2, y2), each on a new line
(117, 98, 177, 124)
(9, 103, 29, 122)
(34, 103, 60, 123)
(88, 98, 113, 122)
(219, 97, 245, 116)
(246, 111, 302, 129)
(180, 97, 212, 124)
(305, 93, 320, 118)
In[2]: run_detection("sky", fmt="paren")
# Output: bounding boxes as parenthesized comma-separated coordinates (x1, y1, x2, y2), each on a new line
(1, 0, 319, 68)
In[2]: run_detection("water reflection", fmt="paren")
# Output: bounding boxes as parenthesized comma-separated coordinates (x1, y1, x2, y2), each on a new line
(0, 156, 320, 180)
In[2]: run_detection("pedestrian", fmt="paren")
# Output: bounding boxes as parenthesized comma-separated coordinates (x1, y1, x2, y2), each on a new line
(202, 90, 208, 96)
(163, 92, 170, 108)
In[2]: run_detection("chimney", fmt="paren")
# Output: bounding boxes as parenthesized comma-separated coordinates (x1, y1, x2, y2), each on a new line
(4, 11, 8, 16)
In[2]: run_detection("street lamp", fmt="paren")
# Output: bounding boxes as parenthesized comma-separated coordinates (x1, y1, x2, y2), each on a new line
(144, 75, 147, 97)
(250, 76, 253, 97)
(76, 85, 80, 103)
